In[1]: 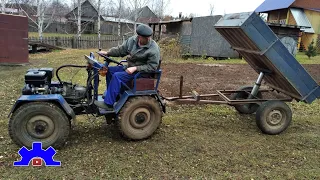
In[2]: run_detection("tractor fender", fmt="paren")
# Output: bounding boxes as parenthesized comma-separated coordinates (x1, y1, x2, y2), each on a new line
(8, 94, 76, 120)
(114, 90, 166, 114)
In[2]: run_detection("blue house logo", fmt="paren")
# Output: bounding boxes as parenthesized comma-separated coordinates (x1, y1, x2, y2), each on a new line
(13, 142, 61, 167)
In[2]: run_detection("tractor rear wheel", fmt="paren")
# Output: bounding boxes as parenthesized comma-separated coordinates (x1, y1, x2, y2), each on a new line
(117, 96, 162, 140)
(8, 102, 70, 149)
(230, 86, 262, 114)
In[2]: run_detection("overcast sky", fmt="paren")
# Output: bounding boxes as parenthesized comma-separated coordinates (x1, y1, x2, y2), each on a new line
(167, 0, 265, 17)
(66, 0, 266, 17)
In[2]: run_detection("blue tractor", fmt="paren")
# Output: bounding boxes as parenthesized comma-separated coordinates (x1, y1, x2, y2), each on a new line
(8, 52, 166, 149)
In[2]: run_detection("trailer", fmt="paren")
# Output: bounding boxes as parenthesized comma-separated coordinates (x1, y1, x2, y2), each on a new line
(164, 12, 320, 135)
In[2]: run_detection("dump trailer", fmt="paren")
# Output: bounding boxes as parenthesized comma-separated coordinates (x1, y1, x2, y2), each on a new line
(214, 12, 320, 103)
(165, 12, 320, 135)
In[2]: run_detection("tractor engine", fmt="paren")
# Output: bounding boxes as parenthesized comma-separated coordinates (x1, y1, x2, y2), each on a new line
(22, 68, 62, 95)
(22, 68, 87, 104)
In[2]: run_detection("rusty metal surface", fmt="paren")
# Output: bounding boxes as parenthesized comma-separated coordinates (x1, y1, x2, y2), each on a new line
(0, 14, 28, 64)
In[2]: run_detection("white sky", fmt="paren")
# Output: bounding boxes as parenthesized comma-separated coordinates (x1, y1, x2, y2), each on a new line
(66, 0, 266, 17)
(166, 0, 265, 17)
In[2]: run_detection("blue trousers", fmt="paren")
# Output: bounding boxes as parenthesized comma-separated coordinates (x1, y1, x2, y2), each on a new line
(104, 66, 135, 105)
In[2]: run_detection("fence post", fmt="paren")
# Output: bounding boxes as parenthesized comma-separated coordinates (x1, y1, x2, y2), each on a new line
(71, 37, 75, 49)
(55, 37, 61, 47)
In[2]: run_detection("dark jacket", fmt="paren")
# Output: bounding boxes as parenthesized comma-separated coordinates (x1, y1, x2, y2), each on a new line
(107, 35, 160, 72)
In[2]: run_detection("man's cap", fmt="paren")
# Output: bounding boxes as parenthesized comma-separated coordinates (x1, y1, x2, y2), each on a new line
(136, 24, 153, 37)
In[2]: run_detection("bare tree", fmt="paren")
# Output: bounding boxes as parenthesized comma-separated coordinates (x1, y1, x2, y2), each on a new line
(77, 0, 81, 39)
(108, 0, 130, 38)
(126, 0, 150, 32)
(69, 0, 107, 40)
(97, 0, 101, 49)
(1, 0, 11, 13)
(209, 3, 214, 16)
(15, 0, 56, 41)
(151, 0, 170, 19)
(117, 0, 123, 36)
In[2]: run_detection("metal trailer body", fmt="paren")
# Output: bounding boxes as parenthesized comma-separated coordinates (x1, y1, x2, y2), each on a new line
(214, 12, 320, 103)
(165, 12, 320, 135)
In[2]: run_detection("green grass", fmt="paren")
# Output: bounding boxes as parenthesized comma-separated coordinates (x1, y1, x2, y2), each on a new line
(29, 32, 114, 38)
(0, 49, 319, 179)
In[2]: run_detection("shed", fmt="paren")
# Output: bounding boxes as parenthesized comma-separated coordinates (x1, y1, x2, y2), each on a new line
(0, 14, 29, 65)
(255, 0, 320, 51)
(268, 23, 302, 55)
(149, 16, 240, 59)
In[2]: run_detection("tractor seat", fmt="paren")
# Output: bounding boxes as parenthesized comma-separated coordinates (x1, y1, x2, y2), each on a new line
(102, 59, 162, 99)
(126, 59, 162, 91)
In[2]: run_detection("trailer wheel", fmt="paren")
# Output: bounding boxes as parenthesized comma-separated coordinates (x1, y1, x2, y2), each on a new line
(256, 100, 292, 135)
(117, 96, 162, 140)
(230, 86, 262, 114)
(8, 102, 70, 149)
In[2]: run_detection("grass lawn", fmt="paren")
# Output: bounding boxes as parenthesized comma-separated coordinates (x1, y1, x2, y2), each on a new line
(0, 49, 319, 179)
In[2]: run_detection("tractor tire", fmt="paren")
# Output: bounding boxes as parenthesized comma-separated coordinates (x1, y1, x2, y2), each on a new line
(117, 96, 162, 140)
(8, 102, 70, 149)
(256, 100, 292, 135)
(230, 86, 262, 114)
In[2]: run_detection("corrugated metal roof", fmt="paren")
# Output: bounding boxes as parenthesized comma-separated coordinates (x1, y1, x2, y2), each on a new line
(290, 8, 315, 33)
(149, 19, 192, 25)
(255, 0, 295, 13)
(102, 16, 142, 25)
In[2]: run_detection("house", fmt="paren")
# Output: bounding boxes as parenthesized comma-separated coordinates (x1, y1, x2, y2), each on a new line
(255, 0, 320, 52)
(65, 0, 100, 34)
(5, 3, 70, 34)
(65, 0, 158, 35)
(149, 16, 240, 59)
(128, 6, 160, 24)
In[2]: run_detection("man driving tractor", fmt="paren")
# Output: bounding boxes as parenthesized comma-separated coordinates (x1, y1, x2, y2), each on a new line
(94, 24, 161, 111)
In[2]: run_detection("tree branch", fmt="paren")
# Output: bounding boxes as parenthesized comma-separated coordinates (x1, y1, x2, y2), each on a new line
(17, 3, 38, 25)
(43, 3, 56, 31)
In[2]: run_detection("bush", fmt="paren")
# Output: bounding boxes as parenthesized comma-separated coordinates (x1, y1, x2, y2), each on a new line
(305, 40, 317, 59)
(158, 37, 183, 61)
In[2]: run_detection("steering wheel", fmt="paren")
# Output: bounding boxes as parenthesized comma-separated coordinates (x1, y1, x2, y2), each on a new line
(96, 52, 122, 66)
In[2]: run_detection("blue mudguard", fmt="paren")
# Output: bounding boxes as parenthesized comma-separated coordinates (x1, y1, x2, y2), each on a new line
(8, 94, 75, 120)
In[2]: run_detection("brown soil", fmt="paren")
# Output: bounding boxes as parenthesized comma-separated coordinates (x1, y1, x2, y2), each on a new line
(159, 63, 320, 97)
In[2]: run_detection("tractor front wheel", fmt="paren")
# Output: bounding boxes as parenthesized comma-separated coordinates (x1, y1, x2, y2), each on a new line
(117, 96, 162, 140)
(8, 102, 70, 149)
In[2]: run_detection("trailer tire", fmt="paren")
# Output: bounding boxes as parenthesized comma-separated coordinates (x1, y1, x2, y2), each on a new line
(230, 86, 262, 114)
(117, 96, 162, 140)
(256, 100, 292, 135)
(8, 102, 70, 149)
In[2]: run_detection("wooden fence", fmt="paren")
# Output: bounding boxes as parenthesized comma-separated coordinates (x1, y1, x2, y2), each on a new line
(28, 36, 124, 49)
(317, 35, 320, 53)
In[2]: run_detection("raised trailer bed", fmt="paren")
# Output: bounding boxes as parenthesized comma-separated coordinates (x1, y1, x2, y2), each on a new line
(164, 12, 320, 135)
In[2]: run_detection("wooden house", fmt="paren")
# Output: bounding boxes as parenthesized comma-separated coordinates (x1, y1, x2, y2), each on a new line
(65, 0, 159, 35)
(255, 0, 320, 52)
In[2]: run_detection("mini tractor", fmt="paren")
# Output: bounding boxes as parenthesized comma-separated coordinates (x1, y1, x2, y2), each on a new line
(8, 52, 165, 149)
